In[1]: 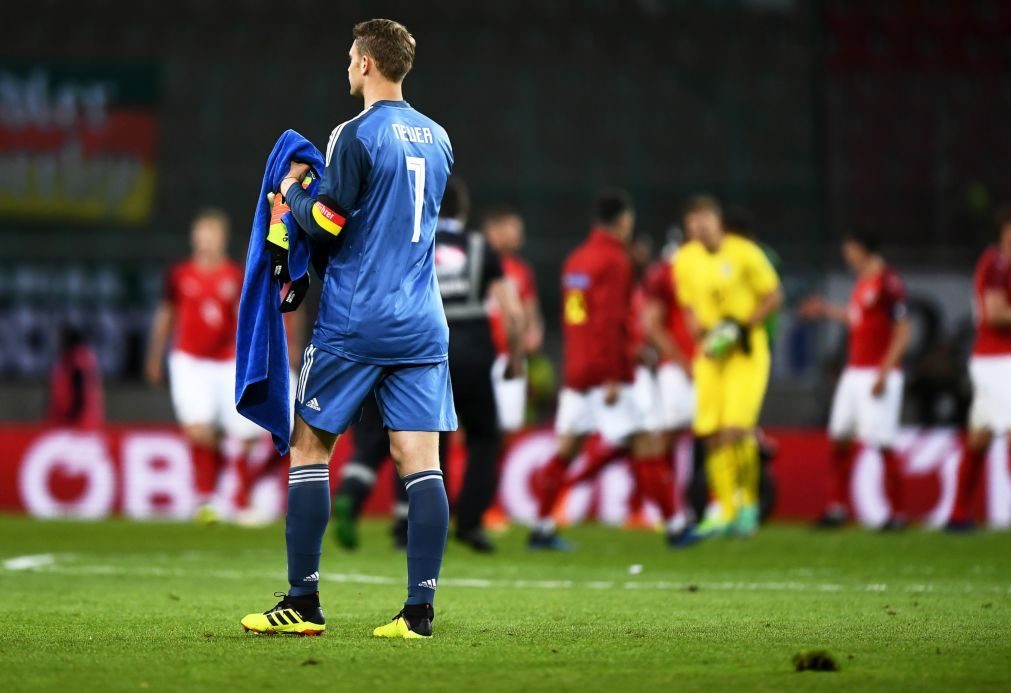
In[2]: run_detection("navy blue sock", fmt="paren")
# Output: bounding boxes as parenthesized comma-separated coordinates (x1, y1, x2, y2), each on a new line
(403, 469, 449, 606)
(286, 464, 330, 596)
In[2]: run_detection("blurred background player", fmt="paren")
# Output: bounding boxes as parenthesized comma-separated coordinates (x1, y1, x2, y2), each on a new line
(484, 204, 545, 431)
(674, 195, 782, 541)
(948, 208, 1011, 531)
(46, 325, 105, 430)
(434, 178, 525, 552)
(145, 209, 264, 523)
(799, 232, 910, 530)
(636, 237, 696, 527)
(530, 189, 682, 550)
(483, 204, 543, 530)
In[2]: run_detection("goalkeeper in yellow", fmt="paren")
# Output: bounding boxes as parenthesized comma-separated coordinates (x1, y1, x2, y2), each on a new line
(673, 196, 783, 542)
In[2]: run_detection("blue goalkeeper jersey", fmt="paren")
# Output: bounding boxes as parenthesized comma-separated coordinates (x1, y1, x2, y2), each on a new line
(285, 100, 454, 364)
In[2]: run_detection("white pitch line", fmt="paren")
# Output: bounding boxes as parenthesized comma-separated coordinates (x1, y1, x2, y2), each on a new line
(2, 554, 58, 571)
(5, 556, 1010, 595)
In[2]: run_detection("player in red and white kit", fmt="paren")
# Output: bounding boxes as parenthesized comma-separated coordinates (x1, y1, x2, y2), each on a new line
(800, 232, 911, 529)
(145, 209, 265, 522)
(639, 246, 696, 441)
(529, 190, 681, 550)
(484, 206, 544, 431)
(948, 209, 1011, 531)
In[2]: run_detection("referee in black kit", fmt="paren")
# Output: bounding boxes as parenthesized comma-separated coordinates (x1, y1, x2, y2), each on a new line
(434, 177, 525, 552)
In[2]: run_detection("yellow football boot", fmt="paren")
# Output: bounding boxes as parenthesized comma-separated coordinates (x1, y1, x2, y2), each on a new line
(241, 592, 325, 636)
(372, 604, 433, 639)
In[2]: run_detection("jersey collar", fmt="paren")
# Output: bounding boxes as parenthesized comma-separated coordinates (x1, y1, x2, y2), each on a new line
(372, 99, 410, 109)
(589, 227, 624, 248)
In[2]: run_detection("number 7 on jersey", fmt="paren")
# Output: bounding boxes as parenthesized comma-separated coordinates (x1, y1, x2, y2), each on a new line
(406, 156, 426, 243)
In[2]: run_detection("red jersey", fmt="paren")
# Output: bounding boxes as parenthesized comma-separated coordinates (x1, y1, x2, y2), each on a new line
(640, 259, 696, 362)
(846, 264, 907, 368)
(972, 246, 1011, 355)
(628, 283, 648, 362)
(489, 254, 538, 355)
(561, 230, 634, 389)
(164, 259, 243, 360)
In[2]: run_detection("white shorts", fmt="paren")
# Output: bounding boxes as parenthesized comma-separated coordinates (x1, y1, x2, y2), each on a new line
(656, 363, 695, 431)
(492, 355, 527, 432)
(168, 351, 264, 440)
(555, 384, 641, 444)
(969, 355, 1011, 432)
(827, 367, 904, 447)
(632, 365, 695, 433)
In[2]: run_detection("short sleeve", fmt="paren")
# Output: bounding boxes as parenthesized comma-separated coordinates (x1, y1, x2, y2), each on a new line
(745, 242, 780, 297)
(643, 262, 673, 304)
(673, 252, 694, 307)
(982, 257, 1005, 290)
(516, 260, 538, 301)
(884, 270, 908, 320)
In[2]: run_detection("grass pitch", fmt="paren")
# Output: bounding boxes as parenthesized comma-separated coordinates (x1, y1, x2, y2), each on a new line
(1, 516, 1009, 692)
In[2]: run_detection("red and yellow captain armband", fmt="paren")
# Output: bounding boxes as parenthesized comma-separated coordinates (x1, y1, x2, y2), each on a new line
(311, 196, 347, 237)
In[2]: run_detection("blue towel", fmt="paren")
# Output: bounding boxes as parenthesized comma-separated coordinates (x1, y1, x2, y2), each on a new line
(235, 130, 324, 455)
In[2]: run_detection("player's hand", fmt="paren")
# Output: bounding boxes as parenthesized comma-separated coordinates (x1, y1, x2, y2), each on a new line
(504, 356, 526, 380)
(702, 320, 747, 359)
(797, 294, 827, 320)
(286, 161, 311, 184)
(279, 162, 312, 197)
(603, 381, 621, 406)
(871, 374, 886, 398)
(144, 358, 163, 386)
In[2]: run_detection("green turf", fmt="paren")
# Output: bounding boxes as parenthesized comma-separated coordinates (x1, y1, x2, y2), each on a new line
(1, 516, 1009, 692)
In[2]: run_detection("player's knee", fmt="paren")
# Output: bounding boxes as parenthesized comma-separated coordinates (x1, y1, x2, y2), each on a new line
(290, 417, 337, 466)
(831, 438, 855, 456)
(182, 424, 216, 447)
(968, 429, 993, 453)
(555, 434, 583, 461)
(723, 427, 749, 444)
(389, 431, 440, 476)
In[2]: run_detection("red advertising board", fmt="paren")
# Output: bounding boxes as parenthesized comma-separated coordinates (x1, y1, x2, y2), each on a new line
(0, 425, 1007, 528)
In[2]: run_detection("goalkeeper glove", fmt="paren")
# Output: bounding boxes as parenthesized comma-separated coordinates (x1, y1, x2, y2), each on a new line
(702, 319, 751, 359)
(266, 185, 311, 313)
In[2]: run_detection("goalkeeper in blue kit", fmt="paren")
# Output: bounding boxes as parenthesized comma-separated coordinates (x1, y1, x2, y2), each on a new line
(240, 19, 456, 639)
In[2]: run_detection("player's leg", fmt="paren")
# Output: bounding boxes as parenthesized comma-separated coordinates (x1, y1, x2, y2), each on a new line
(241, 348, 381, 636)
(167, 352, 223, 522)
(528, 387, 592, 549)
(451, 354, 502, 552)
(864, 370, 907, 530)
(948, 356, 1006, 531)
(722, 349, 771, 536)
(220, 358, 274, 526)
(819, 369, 859, 527)
(240, 416, 334, 636)
(371, 361, 456, 639)
(332, 395, 389, 549)
(948, 428, 991, 530)
(630, 430, 681, 543)
(697, 358, 740, 535)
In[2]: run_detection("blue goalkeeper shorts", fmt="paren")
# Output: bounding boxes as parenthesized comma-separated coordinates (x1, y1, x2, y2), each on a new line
(293, 343, 458, 435)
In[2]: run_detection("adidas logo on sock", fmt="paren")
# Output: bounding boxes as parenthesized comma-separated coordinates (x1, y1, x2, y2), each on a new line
(303, 571, 319, 582)
(418, 578, 438, 590)
(306, 398, 321, 411)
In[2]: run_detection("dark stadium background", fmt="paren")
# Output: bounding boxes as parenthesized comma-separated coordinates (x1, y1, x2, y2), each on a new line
(2, 0, 1010, 427)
